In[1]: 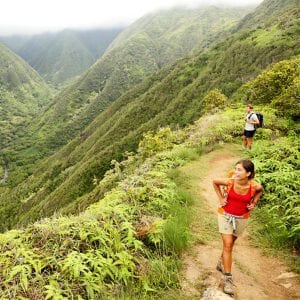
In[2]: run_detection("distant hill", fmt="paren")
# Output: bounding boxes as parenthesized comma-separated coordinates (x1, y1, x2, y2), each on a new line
(2, 0, 299, 229)
(0, 28, 123, 85)
(0, 42, 52, 152)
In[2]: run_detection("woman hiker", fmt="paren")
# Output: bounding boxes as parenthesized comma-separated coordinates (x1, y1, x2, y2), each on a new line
(213, 159, 263, 296)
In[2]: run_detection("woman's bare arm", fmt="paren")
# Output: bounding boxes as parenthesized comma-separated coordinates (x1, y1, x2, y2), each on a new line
(213, 178, 230, 207)
(247, 182, 263, 210)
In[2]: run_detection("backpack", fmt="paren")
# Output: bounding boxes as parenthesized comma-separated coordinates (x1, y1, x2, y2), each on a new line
(249, 112, 264, 129)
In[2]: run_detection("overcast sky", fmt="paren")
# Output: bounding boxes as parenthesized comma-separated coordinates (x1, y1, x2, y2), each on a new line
(0, 0, 263, 35)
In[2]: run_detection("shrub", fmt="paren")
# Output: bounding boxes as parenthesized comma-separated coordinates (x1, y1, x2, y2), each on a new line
(202, 89, 229, 113)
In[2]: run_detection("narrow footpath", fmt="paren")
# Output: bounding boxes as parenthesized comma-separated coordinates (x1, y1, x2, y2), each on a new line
(179, 145, 300, 300)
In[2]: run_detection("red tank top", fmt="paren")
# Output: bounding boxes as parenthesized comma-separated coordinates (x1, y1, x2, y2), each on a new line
(223, 184, 252, 216)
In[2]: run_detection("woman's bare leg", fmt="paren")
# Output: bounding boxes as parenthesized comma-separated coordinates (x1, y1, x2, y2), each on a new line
(221, 234, 237, 273)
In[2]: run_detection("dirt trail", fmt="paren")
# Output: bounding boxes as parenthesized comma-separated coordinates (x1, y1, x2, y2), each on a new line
(179, 148, 300, 299)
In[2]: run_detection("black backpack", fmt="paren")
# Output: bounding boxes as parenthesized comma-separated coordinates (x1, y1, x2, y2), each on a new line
(250, 112, 264, 129)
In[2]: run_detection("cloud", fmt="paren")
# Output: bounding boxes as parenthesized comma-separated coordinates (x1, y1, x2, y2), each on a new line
(0, 0, 263, 35)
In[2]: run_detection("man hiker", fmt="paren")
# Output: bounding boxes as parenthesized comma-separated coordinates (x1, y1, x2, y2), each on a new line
(243, 104, 259, 149)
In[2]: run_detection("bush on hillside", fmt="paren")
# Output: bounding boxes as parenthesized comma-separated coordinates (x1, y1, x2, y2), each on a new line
(202, 89, 229, 113)
(271, 77, 300, 119)
(138, 127, 186, 158)
(241, 57, 300, 118)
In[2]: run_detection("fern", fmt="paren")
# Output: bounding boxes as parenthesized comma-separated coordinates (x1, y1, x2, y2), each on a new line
(45, 279, 67, 300)
(251, 137, 300, 249)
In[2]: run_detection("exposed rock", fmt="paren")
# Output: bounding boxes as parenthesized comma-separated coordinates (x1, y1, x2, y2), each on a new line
(201, 287, 233, 300)
(276, 272, 298, 280)
(280, 283, 292, 289)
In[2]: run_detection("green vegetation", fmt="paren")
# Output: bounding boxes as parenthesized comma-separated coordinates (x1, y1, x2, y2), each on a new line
(202, 89, 229, 113)
(0, 52, 299, 296)
(0, 1, 299, 297)
(1, 5, 250, 182)
(241, 57, 300, 118)
(0, 42, 52, 152)
(0, 127, 197, 299)
(0, 28, 123, 86)
(0, 102, 298, 298)
(249, 136, 300, 251)
(0, 1, 299, 232)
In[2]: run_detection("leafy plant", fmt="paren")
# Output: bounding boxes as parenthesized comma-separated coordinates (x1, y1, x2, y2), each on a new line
(250, 137, 300, 249)
(202, 89, 229, 113)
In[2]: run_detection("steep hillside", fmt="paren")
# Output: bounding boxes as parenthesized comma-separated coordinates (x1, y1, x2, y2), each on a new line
(107, 6, 251, 66)
(236, 0, 299, 30)
(4, 6, 250, 176)
(1, 0, 299, 229)
(33, 5, 249, 149)
(0, 42, 52, 155)
(0, 28, 123, 85)
(28, 31, 95, 84)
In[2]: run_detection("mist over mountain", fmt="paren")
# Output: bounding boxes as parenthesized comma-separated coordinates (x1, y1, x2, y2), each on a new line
(0, 0, 263, 36)
(0, 28, 123, 85)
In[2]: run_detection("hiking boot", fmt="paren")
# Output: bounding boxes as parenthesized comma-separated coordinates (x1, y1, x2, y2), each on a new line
(216, 257, 224, 273)
(224, 274, 234, 296)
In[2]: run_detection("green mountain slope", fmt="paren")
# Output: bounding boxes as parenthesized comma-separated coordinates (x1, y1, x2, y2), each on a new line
(0, 5, 250, 190)
(236, 0, 299, 30)
(0, 28, 123, 85)
(14, 5, 250, 160)
(107, 6, 252, 66)
(1, 0, 299, 229)
(29, 31, 95, 84)
(0, 42, 52, 154)
(0, 65, 298, 298)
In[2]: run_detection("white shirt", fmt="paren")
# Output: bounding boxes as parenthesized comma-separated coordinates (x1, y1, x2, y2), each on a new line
(245, 112, 258, 131)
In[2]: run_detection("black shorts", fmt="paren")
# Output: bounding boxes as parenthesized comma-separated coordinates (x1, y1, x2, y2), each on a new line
(243, 129, 256, 138)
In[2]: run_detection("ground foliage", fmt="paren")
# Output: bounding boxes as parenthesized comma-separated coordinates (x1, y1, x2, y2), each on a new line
(0, 126, 201, 299)
(250, 135, 300, 250)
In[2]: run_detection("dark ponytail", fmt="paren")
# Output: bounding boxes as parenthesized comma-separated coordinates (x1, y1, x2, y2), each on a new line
(236, 159, 255, 179)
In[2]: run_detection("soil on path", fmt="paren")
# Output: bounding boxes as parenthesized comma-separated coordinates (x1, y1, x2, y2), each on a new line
(179, 147, 300, 299)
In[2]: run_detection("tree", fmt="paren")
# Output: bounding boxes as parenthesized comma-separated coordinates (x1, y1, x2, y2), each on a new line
(271, 77, 300, 119)
(241, 57, 300, 105)
(202, 89, 229, 113)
